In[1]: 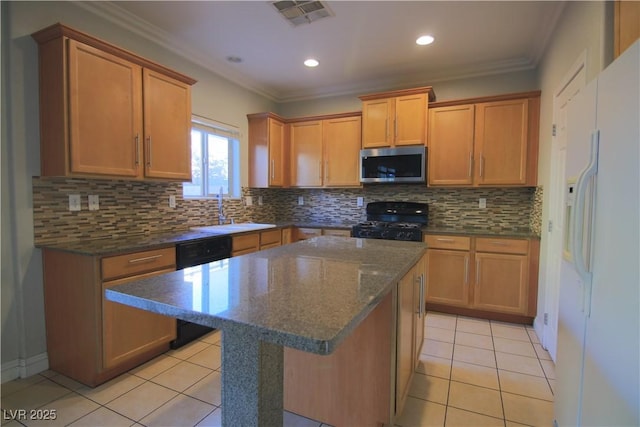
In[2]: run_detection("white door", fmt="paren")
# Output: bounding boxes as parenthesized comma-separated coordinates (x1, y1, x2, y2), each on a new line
(542, 53, 586, 360)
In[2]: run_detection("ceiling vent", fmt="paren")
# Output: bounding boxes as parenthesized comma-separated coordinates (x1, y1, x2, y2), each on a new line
(271, 1, 334, 26)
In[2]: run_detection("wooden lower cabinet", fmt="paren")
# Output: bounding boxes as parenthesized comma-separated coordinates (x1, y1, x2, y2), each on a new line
(231, 229, 284, 256)
(42, 247, 177, 387)
(425, 234, 539, 321)
(284, 256, 424, 425)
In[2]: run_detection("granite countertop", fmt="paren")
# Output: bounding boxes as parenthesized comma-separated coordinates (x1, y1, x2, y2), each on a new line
(35, 230, 222, 256)
(423, 226, 540, 239)
(106, 236, 426, 355)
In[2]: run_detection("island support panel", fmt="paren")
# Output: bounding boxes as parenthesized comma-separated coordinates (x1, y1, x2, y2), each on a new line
(221, 323, 284, 426)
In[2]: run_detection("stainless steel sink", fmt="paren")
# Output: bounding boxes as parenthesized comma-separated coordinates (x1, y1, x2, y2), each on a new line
(191, 223, 277, 234)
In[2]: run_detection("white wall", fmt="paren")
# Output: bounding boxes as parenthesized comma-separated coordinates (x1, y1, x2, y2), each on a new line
(278, 69, 538, 117)
(1, 0, 276, 381)
(534, 1, 612, 341)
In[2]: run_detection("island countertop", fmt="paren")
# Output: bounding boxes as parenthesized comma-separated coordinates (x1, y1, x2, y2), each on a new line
(106, 236, 426, 355)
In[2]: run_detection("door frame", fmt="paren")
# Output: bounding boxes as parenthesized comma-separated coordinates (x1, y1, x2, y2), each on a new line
(542, 51, 586, 360)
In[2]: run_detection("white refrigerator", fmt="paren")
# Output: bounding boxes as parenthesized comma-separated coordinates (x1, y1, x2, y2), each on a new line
(555, 40, 639, 426)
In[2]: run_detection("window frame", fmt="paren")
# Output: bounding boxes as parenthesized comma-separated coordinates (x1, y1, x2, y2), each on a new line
(183, 115, 241, 199)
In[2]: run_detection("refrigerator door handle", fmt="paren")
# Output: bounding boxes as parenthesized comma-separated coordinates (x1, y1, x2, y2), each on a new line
(571, 130, 599, 314)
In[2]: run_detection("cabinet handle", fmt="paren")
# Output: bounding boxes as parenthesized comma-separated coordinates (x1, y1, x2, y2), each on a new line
(476, 258, 480, 284)
(128, 254, 163, 264)
(318, 160, 323, 180)
(146, 136, 152, 167)
(489, 240, 508, 246)
(325, 160, 329, 181)
(479, 153, 484, 178)
(394, 116, 398, 138)
(464, 255, 469, 286)
(271, 159, 275, 179)
(134, 134, 140, 166)
(436, 238, 455, 242)
(420, 274, 425, 317)
(468, 152, 473, 178)
(385, 118, 389, 140)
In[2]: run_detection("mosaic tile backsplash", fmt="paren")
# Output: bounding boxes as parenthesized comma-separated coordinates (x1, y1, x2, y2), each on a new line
(33, 177, 542, 245)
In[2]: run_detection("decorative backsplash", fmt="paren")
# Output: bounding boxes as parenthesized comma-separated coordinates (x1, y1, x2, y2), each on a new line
(32, 177, 542, 245)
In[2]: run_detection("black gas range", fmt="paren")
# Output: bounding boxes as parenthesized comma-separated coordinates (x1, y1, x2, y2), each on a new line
(352, 201, 428, 242)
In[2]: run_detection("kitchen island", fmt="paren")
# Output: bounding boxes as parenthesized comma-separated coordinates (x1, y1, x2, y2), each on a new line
(106, 236, 426, 426)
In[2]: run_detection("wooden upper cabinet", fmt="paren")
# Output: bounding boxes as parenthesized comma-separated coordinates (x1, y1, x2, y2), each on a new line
(614, 0, 640, 58)
(142, 69, 192, 180)
(474, 98, 528, 186)
(289, 113, 362, 188)
(428, 92, 540, 187)
(290, 120, 323, 187)
(360, 87, 435, 148)
(248, 113, 288, 188)
(32, 24, 196, 181)
(428, 104, 475, 186)
(67, 40, 142, 177)
(323, 115, 361, 187)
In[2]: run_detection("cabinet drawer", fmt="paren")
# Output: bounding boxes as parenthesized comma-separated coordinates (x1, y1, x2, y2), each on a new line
(476, 238, 528, 255)
(260, 229, 282, 247)
(296, 227, 322, 240)
(233, 233, 260, 252)
(102, 247, 175, 281)
(322, 228, 351, 237)
(425, 235, 471, 251)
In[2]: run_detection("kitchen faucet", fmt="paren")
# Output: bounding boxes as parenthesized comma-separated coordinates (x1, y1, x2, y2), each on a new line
(217, 186, 226, 225)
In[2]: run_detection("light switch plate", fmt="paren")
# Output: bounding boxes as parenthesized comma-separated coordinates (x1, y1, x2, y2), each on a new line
(245, 196, 253, 206)
(169, 195, 176, 208)
(258, 196, 263, 206)
(357, 197, 364, 207)
(479, 198, 487, 209)
(298, 196, 304, 206)
(88, 195, 99, 211)
(69, 194, 81, 211)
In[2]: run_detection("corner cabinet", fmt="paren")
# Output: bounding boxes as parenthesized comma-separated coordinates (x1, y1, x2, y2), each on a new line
(248, 113, 288, 188)
(42, 247, 177, 387)
(425, 234, 539, 322)
(289, 113, 362, 188)
(32, 24, 195, 181)
(359, 87, 435, 148)
(427, 92, 540, 187)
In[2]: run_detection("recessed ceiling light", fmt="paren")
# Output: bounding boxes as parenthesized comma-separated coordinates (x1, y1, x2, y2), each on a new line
(304, 58, 319, 67)
(226, 56, 243, 64)
(416, 35, 435, 46)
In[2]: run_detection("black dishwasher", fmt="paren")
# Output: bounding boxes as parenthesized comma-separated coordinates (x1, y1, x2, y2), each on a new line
(171, 235, 232, 349)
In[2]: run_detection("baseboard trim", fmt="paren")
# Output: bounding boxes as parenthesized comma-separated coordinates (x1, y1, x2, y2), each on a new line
(1, 353, 49, 383)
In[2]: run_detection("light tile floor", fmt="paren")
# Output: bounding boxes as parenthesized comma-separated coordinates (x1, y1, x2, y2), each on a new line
(1, 312, 555, 426)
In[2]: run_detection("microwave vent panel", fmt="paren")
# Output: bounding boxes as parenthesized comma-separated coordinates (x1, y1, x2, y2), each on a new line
(271, 1, 334, 26)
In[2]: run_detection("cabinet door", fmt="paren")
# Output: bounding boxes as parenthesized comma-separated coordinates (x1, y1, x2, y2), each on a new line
(361, 99, 393, 148)
(102, 268, 176, 369)
(474, 99, 528, 185)
(428, 105, 475, 186)
(425, 249, 470, 307)
(269, 118, 286, 186)
(290, 121, 323, 186)
(395, 93, 427, 146)
(473, 252, 528, 315)
(67, 40, 142, 177)
(396, 267, 415, 416)
(323, 116, 361, 187)
(143, 69, 192, 180)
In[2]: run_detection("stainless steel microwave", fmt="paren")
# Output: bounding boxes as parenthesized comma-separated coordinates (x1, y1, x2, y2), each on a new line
(359, 146, 427, 184)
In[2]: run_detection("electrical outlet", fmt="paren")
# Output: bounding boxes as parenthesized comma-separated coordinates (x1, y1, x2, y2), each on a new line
(479, 198, 487, 209)
(88, 195, 100, 211)
(298, 196, 304, 206)
(169, 195, 176, 208)
(258, 196, 263, 206)
(245, 196, 253, 206)
(357, 197, 364, 207)
(69, 194, 81, 211)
